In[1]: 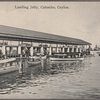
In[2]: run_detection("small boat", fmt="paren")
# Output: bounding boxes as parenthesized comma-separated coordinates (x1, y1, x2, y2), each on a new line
(0, 58, 16, 64)
(28, 57, 41, 66)
(0, 65, 19, 75)
(49, 57, 84, 61)
(29, 55, 47, 59)
(0, 58, 18, 75)
(49, 53, 84, 61)
(50, 60, 79, 64)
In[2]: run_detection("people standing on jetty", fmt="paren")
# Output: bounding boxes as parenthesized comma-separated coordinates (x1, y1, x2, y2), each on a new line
(0, 49, 3, 60)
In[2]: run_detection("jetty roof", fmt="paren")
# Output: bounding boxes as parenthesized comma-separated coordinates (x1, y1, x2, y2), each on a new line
(0, 25, 91, 45)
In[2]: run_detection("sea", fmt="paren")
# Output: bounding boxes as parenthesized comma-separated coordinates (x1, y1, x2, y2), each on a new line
(0, 53, 100, 99)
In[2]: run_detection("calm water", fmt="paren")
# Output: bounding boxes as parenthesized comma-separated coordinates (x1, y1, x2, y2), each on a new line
(0, 56, 100, 99)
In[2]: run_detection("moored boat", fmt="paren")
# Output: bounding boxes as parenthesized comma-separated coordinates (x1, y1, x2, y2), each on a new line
(29, 55, 47, 59)
(49, 57, 84, 61)
(0, 58, 16, 64)
(0, 58, 18, 75)
(28, 61, 41, 66)
(0, 65, 19, 75)
(28, 57, 41, 66)
(49, 53, 84, 61)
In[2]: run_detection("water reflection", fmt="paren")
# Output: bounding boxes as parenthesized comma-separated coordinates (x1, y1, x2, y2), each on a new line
(0, 58, 85, 95)
(49, 61, 84, 75)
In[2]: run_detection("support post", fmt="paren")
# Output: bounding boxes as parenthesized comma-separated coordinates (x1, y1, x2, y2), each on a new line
(2, 45, 6, 55)
(18, 46, 21, 55)
(62, 47, 64, 53)
(41, 46, 44, 55)
(2, 45, 6, 58)
(30, 47, 33, 56)
(49, 47, 52, 55)
(76, 47, 78, 52)
(56, 44, 58, 53)
(79, 48, 82, 57)
(57, 47, 59, 53)
(67, 47, 69, 52)
(79, 48, 82, 53)
(72, 46, 74, 52)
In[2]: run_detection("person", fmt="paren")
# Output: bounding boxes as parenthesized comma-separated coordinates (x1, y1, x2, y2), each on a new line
(25, 49, 30, 57)
(22, 49, 25, 57)
(0, 49, 3, 59)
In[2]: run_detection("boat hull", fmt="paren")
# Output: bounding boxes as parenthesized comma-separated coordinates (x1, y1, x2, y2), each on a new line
(50, 57, 84, 61)
(29, 55, 47, 59)
(28, 61, 41, 66)
(0, 58, 16, 64)
(0, 65, 19, 75)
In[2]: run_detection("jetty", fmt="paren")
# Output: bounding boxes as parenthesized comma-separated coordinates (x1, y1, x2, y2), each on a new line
(0, 25, 91, 74)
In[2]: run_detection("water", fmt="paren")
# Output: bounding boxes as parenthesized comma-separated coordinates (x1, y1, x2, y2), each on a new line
(0, 56, 100, 99)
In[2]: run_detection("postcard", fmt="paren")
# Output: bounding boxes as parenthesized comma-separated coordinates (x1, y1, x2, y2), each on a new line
(0, 1, 100, 99)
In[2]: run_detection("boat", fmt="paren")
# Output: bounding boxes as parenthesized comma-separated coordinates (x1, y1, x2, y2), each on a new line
(29, 55, 47, 59)
(0, 65, 19, 75)
(0, 58, 16, 64)
(49, 53, 84, 61)
(28, 57, 41, 66)
(49, 57, 84, 61)
(50, 60, 79, 64)
(0, 58, 18, 75)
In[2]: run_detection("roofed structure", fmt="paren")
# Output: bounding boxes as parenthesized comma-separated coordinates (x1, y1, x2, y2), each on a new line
(0, 25, 91, 45)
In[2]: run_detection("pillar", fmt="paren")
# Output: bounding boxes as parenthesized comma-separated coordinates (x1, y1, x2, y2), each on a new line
(30, 47, 33, 56)
(18, 46, 21, 55)
(49, 47, 52, 55)
(82, 45, 84, 52)
(79, 48, 82, 57)
(79, 48, 82, 52)
(86, 45, 87, 49)
(76, 47, 78, 52)
(56, 44, 58, 53)
(84, 45, 86, 52)
(19, 60, 22, 74)
(72, 47, 74, 52)
(6, 47, 10, 55)
(2, 45, 6, 55)
(41, 46, 44, 55)
(67, 47, 69, 52)
(57, 47, 59, 53)
(62, 47, 64, 53)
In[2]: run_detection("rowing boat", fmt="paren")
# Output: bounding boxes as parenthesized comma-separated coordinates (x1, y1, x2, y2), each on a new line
(0, 58, 18, 75)
(29, 55, 47, 59)
(28, 57, 41, 66)
(0, 58, 16, 64)
(28, 61, 41, 66)
(49, 57, 84, 61)
(0, 65, 19, 75)
(49, 53, 84, 61)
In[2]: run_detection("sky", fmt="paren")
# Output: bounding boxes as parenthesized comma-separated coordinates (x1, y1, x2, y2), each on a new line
(0, 2, 100, 48)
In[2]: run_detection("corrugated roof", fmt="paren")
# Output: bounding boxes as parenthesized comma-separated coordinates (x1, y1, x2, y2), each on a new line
(0, 25, 91, 45)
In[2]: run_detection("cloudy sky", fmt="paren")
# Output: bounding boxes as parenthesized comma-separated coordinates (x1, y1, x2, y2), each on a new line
(0, 2, 100, 48)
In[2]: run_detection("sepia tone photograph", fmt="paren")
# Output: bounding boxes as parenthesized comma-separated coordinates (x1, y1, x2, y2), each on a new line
(0, 1, 100, 99)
